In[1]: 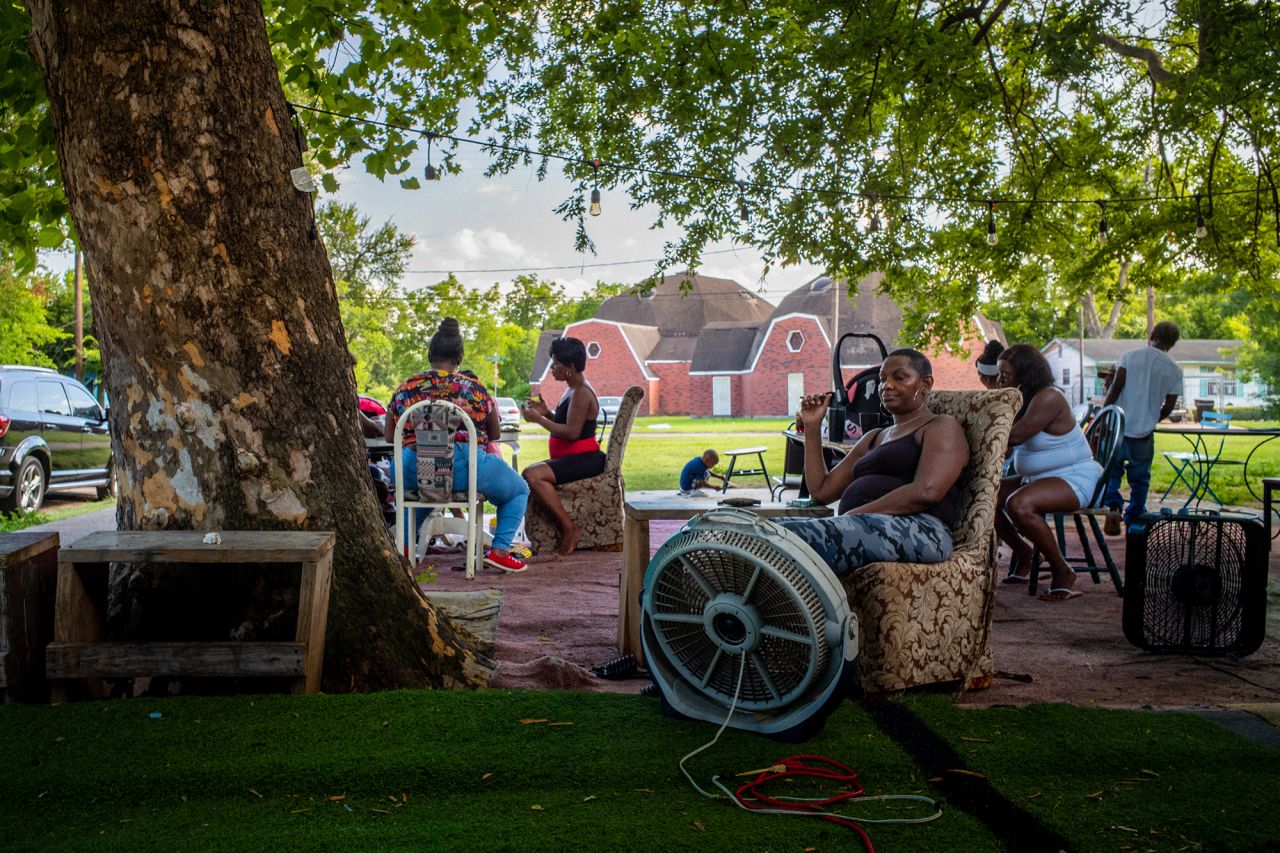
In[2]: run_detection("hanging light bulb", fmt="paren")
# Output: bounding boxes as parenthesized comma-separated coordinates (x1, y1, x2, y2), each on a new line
(424, 132, 441, 182)
(1096, 201, 1109, 244)
(1195, 194, 1208, 239)
(986, 199, 998, 246)
(737, 180, 749, 223)
(588, 158, 602, 216)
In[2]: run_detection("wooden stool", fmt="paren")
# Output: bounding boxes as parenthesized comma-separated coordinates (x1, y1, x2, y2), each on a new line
(46, 531, 335, 699)
(720, 446, 771, 492)
(1263, 477, 1280, 550)
(1, 532, 59, 703)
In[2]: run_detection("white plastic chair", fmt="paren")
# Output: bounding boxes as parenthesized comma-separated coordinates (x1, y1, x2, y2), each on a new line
(392, 399, 484, 579)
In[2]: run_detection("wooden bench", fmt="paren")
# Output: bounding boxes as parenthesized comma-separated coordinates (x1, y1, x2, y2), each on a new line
(1, 532, 59, 703)
(46, 530, 335, 698)
(720, 446, 772, 493)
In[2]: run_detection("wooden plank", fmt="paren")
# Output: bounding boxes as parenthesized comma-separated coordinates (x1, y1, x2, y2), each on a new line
(619, 513, 650, 667)
(622, 490, 833, 522)
(293, 551, 334, 694)
(46, 641, 306, 678)
(59, 531, 335, 564)
(53, 563, 106, 645)
(0, 531, 60, 569)
(1, 533, 59, 703)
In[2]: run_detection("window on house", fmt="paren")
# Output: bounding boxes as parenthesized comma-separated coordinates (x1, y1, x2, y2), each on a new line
(786, 331, 804, 352)
(586, 341, 601, 359)
(1062, 368, 1071, 385)
(1205, 377, 1237, 396)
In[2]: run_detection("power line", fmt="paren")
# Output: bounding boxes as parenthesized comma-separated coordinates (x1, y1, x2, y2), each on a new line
(403, 247, 751, 274)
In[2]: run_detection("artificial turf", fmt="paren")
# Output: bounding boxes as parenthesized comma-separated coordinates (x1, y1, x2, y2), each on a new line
(3, 690, 1278, 851)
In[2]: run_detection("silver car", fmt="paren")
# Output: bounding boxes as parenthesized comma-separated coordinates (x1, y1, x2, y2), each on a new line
(496, 397, 521, 430)
(598, 396, 622, 422)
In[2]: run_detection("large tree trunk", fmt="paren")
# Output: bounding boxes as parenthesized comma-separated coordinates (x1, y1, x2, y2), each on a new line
(24, 0, 489, 690)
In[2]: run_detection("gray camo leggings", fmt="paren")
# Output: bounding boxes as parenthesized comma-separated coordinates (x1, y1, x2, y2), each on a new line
(777, 512, 953, 576)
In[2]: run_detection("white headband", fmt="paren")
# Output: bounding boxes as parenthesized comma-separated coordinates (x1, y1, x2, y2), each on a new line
(976, 361, 1000, 377)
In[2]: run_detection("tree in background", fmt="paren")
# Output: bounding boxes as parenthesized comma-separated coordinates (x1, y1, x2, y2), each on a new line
(315, 201, 414, 399)
(38, 266, 102, 383)
(0, 262, 63, 365)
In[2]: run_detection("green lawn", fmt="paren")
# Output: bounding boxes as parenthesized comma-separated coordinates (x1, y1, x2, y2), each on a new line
(3, 691, 1277, 851)
(511, 418, 1280, 506)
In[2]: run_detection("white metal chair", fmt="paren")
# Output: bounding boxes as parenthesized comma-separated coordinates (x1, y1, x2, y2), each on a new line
(392, 399, 484, 579)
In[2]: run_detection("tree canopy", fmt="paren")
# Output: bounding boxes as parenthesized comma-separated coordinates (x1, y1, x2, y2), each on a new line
(5, 1, 1279, 384)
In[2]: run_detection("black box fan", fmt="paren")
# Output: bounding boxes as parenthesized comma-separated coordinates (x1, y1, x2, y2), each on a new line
(1123, 512, 1268, 657)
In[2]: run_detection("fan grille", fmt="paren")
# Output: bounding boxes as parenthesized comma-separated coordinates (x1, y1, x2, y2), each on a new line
(1140, 518, 1246, 651)
(647, 526, 832, 710)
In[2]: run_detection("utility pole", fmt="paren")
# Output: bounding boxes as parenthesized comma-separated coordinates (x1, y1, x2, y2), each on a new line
(74, 247, 84, 382)
(1146, 285, 1155, 336)
(1077, 297, 1086, 404)
(485, 354, 504, 391)
(831, 278, 840, 391)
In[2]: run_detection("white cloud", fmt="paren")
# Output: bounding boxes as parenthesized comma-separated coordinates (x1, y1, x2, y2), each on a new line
(452, 227, 527, 261)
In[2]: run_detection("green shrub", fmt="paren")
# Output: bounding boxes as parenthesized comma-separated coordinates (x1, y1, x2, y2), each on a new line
(1225, 404, 1277, 420)
(0, 510, 52, 533)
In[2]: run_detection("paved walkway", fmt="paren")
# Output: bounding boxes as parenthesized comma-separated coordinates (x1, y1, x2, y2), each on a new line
(22, 506, 116, 545)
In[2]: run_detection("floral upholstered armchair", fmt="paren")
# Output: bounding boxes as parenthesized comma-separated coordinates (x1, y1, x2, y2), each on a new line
(841, 387, 1021, 695)
(525, 386, 644, 553)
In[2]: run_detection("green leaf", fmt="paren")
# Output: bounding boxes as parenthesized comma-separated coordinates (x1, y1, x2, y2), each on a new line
(36, 225, 65, 249)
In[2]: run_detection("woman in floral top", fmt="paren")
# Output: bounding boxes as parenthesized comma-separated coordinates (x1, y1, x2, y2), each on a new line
(385, 318, 529, 572)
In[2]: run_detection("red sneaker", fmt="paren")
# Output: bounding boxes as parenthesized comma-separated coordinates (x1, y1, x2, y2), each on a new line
(484, 549, 527, 573)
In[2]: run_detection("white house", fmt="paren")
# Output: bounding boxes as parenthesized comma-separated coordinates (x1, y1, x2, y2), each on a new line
(1041, 338, 1268, 410)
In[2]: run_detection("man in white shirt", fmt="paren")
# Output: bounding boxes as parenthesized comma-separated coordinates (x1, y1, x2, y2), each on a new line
(1101, 321, 1184, 534)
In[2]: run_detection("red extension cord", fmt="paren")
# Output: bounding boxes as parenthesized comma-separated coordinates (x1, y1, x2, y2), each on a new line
(731, 754, 876, 852)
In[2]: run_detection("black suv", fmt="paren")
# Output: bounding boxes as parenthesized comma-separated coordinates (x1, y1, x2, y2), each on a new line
(0, 366, 115, 513)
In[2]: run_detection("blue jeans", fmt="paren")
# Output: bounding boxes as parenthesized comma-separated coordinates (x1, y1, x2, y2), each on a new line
(1102, 434, 1155, 527)
(396, 444, 529, 552)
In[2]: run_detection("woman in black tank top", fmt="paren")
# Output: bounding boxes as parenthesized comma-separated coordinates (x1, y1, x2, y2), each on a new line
(775, 350, 971, 576)
(520, 337, 605, 555)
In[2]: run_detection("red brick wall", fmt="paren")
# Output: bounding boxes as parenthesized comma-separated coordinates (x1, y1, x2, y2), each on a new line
(646, 362, 688, 415)
(740, 317, 831, 416)
(930, 336, 988, 391)
(532, 321, 653, 415)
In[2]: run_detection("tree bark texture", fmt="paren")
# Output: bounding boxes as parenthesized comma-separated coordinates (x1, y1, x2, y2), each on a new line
(24, 0, 490, 691)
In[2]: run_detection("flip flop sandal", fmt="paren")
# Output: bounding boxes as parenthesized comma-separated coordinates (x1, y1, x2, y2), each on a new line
(590, 654, 638, 680)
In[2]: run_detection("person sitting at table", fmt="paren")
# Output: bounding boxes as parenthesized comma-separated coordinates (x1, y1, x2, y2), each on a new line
(520, 337, 603, 555)
(995, 344, 1102, 601)
(385, 318, 530, 573)
(975, 340, 1004, 389)
(775, 349, 969, 575)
